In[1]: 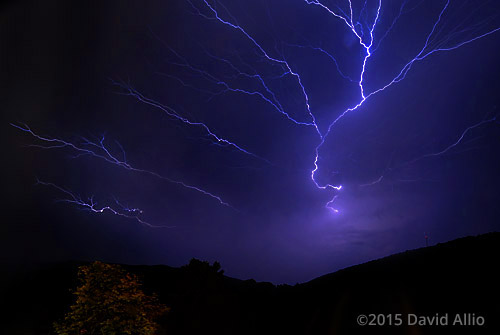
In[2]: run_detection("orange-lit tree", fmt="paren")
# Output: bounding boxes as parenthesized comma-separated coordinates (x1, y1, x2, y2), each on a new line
(54, 261, 168, 335)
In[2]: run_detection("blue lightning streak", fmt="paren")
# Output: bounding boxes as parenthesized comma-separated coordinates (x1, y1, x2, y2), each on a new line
(305, 0, 382, 99)
(284, 42, 356, 82)
(11, 123, 233, 208)
(112, 81, 271, 164)
(406, 116, 497, 164)
(151, 21, 318, 129)
(35, 179, 173, 228)
(326, 194, 340, 214)
(372, 0, 426, 52)
(153, 45, 308, 126)
(359, 175, 385, 188)
(187, 0, 323, 138)
(360, 116, 498, 187)
(198, 46, 293, 117)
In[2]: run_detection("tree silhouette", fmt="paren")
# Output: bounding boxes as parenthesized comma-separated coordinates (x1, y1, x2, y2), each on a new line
(54, 261, 168, 335)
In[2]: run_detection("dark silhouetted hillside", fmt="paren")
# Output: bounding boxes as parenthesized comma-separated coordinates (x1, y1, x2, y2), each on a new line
(1, 232, 499, 334)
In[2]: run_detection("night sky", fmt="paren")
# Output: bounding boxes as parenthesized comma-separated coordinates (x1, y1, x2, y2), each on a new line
(2, 0, 500, 284)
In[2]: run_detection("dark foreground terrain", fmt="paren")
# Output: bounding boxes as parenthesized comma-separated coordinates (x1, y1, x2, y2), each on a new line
(1, 232, 499, 334)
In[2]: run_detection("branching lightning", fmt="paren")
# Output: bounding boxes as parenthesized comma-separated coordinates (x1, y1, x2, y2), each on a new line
(359, 116, 498, 187)
(13, 0, 500, 223)
(187, 0, 499, 214)
(112, 80, 272, 164)
(11, 123, 233, 209)
(35, 179, 173, 228)
(406, 116, 498, 164)
(186, 0, 323, 137)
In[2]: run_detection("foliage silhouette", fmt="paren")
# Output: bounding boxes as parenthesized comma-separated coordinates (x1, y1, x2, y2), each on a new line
(53, 261, 168, 335)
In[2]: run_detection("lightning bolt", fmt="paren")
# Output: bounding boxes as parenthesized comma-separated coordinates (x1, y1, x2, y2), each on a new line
(406, 116, 498, 164)
(13, 0, 500, 222)
(112, 80, 272, 164)
(186, 0, 323, 137)
(11, 123, 233, 208)
(359, 116, 498, 187)
(189, 0, 499, 213)
(35, 179, 172, 228)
